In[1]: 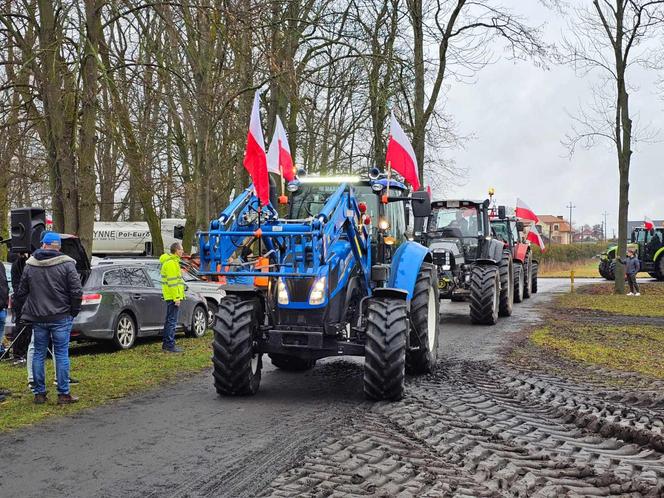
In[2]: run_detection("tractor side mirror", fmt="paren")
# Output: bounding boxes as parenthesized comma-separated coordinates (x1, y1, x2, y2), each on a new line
(410, 190, 431, 218)
(173, 225, 185, 240)
(516, 221, 524, 232)
(498, 205, 506, 219)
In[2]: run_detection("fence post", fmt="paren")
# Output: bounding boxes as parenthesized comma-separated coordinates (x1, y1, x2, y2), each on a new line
(570, 269, 575, 293)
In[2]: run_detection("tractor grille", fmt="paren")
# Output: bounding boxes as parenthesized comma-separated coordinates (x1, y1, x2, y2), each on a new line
(286, 277, 314, 303)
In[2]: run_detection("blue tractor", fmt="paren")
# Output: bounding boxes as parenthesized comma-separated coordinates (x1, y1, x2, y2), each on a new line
(197, 172, 440, 400)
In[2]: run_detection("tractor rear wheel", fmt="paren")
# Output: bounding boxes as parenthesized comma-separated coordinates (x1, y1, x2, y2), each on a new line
(531, 262, 539, 294)
(498, 251, 514, 317)
(269, 354, 316, 371)
(406, 263, 440, 375)
(523, 254, 533, 299)
(364, 297, 407, 401)
(513, 263, 524, 303)
(469, 265, 500, 325)
(212, 297, 262, 396)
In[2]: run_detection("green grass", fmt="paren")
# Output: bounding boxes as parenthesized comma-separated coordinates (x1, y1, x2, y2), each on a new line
(539, 259, 651, 279)
(531, 322, 664, 379)
(557, 282, 664, 317)
(0, 334, 212, 432)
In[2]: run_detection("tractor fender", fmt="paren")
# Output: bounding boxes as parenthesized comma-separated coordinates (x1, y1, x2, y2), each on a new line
(386, 241, 432, 300)
(372, 288, 409, 301)
(474, 258, 499, 266)
(513, 244, 529, 264)
(655, 246, 664, 262)
(480, 239, 504, 262)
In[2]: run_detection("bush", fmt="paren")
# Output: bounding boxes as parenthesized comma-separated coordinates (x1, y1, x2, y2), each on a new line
(532, 242, 610, 264)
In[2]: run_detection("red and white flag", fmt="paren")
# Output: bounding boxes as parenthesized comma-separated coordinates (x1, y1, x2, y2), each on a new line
(267, 115, 295, 182)
(515, 198, 539, 224)
(644, 216, 655, 230)
(243, 90, 269, 205)
(526, 222, 546, 251)
(385, 111, 420, 191)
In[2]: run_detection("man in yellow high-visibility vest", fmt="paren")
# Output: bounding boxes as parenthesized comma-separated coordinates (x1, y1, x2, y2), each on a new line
(160, 242, 185, 353)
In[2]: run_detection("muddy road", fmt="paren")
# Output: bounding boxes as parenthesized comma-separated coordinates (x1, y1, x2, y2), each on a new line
(2, 279, 663, 497)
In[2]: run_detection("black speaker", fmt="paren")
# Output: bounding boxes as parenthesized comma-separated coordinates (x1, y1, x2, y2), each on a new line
(10, 207, 46, 254)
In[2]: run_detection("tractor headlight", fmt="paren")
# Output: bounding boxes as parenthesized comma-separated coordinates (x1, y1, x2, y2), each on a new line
(378, 218, 390, 231)
(277, 278, 289, 305)
(309, 276, 326, 305)
(442, 264, 451, 271)
(371, 182, 383, 192)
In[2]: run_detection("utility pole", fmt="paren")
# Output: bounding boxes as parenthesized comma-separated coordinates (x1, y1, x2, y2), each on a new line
(566, 202, 576, 243)
(601, 211, 609, 241)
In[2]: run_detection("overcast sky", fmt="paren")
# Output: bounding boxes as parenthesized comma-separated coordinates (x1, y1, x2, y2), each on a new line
(438, 1, 663, 235)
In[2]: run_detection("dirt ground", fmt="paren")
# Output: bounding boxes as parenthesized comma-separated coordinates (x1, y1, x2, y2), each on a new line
(1, 278, 662, 497)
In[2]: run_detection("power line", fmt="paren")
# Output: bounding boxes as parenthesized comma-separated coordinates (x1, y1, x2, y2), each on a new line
(566, 202, 576, 243)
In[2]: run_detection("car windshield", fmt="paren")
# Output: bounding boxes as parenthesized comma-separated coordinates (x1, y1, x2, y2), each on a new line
(429, 206, 480, 238)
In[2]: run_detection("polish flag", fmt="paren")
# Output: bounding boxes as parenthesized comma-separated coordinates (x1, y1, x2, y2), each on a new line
(526, 222, 546, 251)
(267, 115, 295, 182)
(644, 217, 655, 230)
(515, 198, 539, 224)
(243, 90, 269, 205)
(385, 111, 420, 191)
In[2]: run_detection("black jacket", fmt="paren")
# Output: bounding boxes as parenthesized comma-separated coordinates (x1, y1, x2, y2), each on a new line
(11, 256, 26, 293)
(13, 249, 83, 322)
(0, 262, 8, 310)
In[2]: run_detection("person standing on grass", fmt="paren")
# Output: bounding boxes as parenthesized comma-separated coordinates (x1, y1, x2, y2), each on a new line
(160, 242, 185, 353)
(623, 249, 641, 296)
(0, 258, 11, 401)
(13, 232, 82, 405)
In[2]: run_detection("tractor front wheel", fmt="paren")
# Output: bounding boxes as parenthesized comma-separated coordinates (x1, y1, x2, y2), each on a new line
(523, 254, 533, 299)
(498, 251, 514, 317)
(406, 263, 440, 375)
(656, 257, 664, 281)
(212, 297, 262, 396)
(364, 298, 408, 401)
(531, 261, 540, 293)
(469, 265, 500, 325)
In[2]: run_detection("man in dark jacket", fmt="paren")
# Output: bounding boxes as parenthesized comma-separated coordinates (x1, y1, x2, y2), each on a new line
(13, 232, 82, 404)
(624, 249, 641, 296)
(9, 253, 31, 361)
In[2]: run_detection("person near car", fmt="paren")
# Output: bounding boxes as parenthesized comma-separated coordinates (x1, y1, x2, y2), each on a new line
(10, 253, 32, 363)
(160, 242, 185, 353)
(13, 232, 82, 404)
(0, 259, 9, 357)
(623, 249, 641, 296)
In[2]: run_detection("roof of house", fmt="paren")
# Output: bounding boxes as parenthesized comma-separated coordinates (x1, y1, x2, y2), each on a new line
(537, 215, 571, 232)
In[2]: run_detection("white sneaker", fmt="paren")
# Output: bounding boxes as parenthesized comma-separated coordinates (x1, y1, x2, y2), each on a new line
(626, 292, 634, 296)
(635, 292, 641, 296)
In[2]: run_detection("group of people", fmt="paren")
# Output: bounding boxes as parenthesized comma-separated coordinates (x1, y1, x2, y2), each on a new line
(0, 235, 187, 404)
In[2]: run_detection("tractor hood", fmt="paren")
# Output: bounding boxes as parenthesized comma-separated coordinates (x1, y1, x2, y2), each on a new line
(428, 238, 465, 264)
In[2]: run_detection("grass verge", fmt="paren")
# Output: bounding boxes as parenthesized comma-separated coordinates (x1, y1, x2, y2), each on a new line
(522, 281, 664, 379)
(539, 259, 651, 279)
(531, 322, 664, 380)
(0, 334, 211, 432)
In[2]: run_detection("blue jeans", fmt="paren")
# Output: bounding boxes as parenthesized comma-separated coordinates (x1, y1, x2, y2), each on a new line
(0, 309, 6, 353)
(32, 317, 73, 395)
(163, 302, 179, 350)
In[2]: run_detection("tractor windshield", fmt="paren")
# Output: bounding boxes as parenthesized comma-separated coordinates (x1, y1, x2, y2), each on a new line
(491, 221, 509, 243)
(429, 206, 481, 238)
(289, 183, 380, 221)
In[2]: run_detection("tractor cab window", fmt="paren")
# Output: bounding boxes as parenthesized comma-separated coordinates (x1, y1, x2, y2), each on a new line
(290, 184, 339, 219)
(636, 229, 648, 243)
(430, 206, 481, 238)
(492, 222, 510, 243)
(384, 192, 406, 242)
(511, 222, 519, 243)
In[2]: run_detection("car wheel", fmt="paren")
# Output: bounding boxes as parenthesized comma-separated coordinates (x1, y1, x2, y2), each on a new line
(206, 301, 219, 328)
(186, 305, 208, 338)
(113, 312, 137, 350)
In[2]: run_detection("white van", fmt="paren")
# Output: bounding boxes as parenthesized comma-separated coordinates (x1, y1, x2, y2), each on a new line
(92, 218, 187, 256)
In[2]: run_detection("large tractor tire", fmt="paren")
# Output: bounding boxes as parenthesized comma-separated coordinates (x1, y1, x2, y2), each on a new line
(655, 257, 664, 281)
(513, 262, 524, 304)
(269, 354, 316, 371)
(406, 263, 440, 375)
(531, 261, 539, 294)
(212, 297, 262, 396)
(598, 260, 610, 280)
(364, 297, 408, 401)
(523, 254, 533, 299)
(498, 251, 514, 317)
(469, 265, 500, 325)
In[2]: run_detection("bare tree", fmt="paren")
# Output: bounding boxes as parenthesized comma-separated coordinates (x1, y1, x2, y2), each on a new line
(562, 0, 664, 293)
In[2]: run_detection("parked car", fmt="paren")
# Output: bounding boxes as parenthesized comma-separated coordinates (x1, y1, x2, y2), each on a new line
(95, 257, 226, 327)
(5, 263, 208, 350)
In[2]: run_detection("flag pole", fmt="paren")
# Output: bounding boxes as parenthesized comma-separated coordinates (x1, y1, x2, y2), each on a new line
(386, 160, 392, 202)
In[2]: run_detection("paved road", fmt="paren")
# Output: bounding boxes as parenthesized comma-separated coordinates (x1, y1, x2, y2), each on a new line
(4, 278, 662, 497)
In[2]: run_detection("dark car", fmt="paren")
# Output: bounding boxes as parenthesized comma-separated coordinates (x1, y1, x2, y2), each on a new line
(6, 264, 208, 350)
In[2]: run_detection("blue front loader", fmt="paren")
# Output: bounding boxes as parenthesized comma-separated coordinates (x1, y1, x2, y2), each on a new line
(198, 176, 440, 401)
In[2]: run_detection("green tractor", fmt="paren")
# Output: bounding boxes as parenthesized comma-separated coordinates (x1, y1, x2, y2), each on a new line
(599, 227, 664, 280)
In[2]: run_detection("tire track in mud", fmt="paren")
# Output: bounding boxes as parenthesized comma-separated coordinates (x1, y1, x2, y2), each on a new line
(264, 361, 664, 497)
